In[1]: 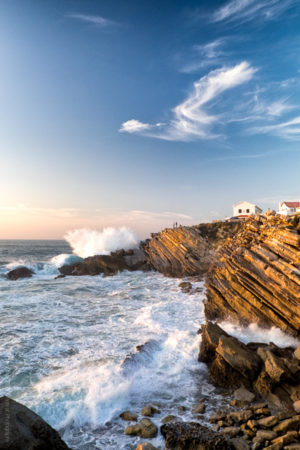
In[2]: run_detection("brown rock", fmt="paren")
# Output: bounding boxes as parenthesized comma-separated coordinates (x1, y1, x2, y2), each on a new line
(144, 221, 240, 277)
(136, 444, 158, 450)
(120, 411, 138, 421)
(7, 267, 34, 280)
(161, 415, 178, 424)
(273, 415, 300, 433)
(254, 430, 277, 443)
(271, 431, 299, 447)
(192, 402, 206, 414)
(257, 415, 278, 428)
(221, 426, 240, 437)
(234, 387, 256, 403)
(293, 400, 300, 413)
(295, 346, 300, 361)
(198, 321, 228, 363)
(161, 421, 233, 449)
(125, 419, 158, 438)
(230, 410, 253, 424)
(204, 215, 300, 337)
(141, 405, 160, 417)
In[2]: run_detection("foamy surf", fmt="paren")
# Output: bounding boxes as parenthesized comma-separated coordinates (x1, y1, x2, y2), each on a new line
(0, 240, 299, 449)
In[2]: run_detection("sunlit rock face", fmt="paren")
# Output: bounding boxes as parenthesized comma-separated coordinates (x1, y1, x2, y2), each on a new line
(144, 222, 240, 277)
(205, 214, 300, 337)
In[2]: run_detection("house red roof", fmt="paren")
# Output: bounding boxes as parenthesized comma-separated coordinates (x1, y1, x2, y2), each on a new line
(282, 202, 300, 208)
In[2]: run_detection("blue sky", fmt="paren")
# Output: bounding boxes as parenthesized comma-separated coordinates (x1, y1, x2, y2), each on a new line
(0, 0, 300, 238)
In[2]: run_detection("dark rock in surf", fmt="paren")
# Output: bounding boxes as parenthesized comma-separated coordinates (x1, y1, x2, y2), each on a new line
(0, 396, 70, 449)
(59, 247, 150, 277)
(121, 340, 160, 374)
(7, 267, 34, 280)
(160, 421, 234, 449)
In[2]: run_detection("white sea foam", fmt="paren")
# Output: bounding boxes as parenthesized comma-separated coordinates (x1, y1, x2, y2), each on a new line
(64, 227, 139, 258)
(220, 321, 300, 348)
(51, 253, 83, 267)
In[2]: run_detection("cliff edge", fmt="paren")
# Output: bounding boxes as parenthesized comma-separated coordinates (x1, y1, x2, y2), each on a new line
(205, 214, 300, 336)
(144, 222, 240, 277)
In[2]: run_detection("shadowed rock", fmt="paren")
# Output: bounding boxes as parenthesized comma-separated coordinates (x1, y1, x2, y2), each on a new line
(7, 267, 34, 280)
(161, 421, 234, 449)
(0, 396, 70, 449)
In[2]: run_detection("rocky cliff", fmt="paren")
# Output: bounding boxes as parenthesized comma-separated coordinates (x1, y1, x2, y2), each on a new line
(144, 222, 240, 277)
(205, 214, 300, 336)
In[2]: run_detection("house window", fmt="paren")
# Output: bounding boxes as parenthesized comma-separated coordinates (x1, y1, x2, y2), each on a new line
(238, 209, 242, 213)
(246, 209, 250, 213)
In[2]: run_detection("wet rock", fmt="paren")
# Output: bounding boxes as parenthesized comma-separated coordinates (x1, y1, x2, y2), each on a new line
(120, 411, 138, 421)
(161, 415, 177, 424)
(234, 387, 256, 403)
(121, 340, 160, 374)
(125, 418, 158, 438)
(254, 430, 277, 443)
(209, 410, 227, 423)
(221, 426, 240, 437)
(270, 430, 299, 448)
(178, 405, 187, 412)
(198, 321, 229, 363)
(273, 415, 300, 433)
(59, 247, 150, 277)
(230, 410, 253, 424)
(257, 415, 278, 428)
(141, 405, 160, 417)
(7, 267, 34, 280)
(179, 281, 192, 293)
(231, 437, 250, 450)
(0, 396, 70, 449)
(192, 402, 206, 414)
(136, 443, 158, 450)
(161, 421, 234, 450)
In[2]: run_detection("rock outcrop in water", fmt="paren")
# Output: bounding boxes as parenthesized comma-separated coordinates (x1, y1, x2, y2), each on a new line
(205, 214, 300, 336)
(59, 247, 150, 277)
(199, 322, 300, 410)
(144, 222, 240, 277)
(7, 267, 34, 280)
(0, 396, 70, 449)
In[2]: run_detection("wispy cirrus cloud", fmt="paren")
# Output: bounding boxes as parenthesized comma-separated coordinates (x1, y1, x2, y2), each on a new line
(181, 38, 228, 73)
(212, 0, 297, 24)
(250, 115, 300, 139)
(66, 13, 117, 28)
(120, 61, 256, 141)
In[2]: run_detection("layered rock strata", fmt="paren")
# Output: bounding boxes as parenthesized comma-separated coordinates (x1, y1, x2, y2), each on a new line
(205, 215, 300, 336)
(144, 222, 240, 277)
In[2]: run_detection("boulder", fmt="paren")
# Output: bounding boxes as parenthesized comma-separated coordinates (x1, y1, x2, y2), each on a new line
(125, 418, 158, 439)
(294, 346, 300, 361)
(179, 281, 193, 293)
(160, 421, 234, 450)
(7, 267, 34, 280)
(161, 415, 178, 424)
(0, 396, 70, 449)
(293, 400, 300, 413)
(141, 405, 160, 417)
(198, 321, 228, 363)
(120, 411, 138, 421)
(233, 387, 256, 403)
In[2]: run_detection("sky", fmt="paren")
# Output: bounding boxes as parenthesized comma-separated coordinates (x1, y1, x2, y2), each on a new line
(0, 0, 300, 239)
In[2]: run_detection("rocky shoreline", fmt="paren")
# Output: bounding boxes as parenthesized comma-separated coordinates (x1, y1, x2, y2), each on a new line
(3, 213, 300, 449)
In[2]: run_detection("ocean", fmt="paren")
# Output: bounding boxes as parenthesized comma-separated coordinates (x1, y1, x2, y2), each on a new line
(0, 240, 298, 449)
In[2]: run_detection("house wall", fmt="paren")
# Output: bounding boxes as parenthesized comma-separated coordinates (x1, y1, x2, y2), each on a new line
(233, 202, 257, 216)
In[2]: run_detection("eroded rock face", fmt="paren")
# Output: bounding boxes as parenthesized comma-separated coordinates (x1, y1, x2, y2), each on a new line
(205, 215, 300, 336)
(0, 396, 70, 449)
(144, 222, 240, 277)
(7, 267, 34, 280)
(199, 322, 300, 408)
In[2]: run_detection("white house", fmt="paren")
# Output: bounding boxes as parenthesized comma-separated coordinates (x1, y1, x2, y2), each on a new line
(277, 201, 300, 216)
(232, 201, 263, 219)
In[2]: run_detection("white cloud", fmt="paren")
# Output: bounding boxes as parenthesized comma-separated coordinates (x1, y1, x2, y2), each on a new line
(66, 13, 116, 27)
(250, 115, 300, 139)
(119, 119, 151, 134)
(120, 61, 256, 142)
(181, 39, 227, 73)
(212, 0, 296, 24)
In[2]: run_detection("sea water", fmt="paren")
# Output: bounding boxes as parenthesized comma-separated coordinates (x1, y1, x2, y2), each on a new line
(0, 240, 299, 449)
